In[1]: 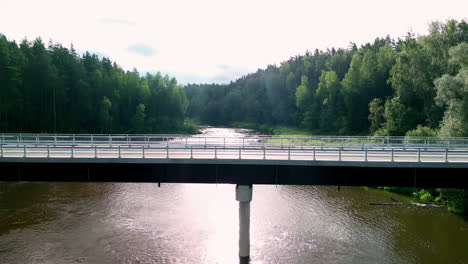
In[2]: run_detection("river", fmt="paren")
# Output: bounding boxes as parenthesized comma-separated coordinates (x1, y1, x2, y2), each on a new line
(1, 127, 467, 264)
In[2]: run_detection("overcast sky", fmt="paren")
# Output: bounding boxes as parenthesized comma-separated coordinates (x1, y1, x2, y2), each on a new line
(1, 0, 466, 84)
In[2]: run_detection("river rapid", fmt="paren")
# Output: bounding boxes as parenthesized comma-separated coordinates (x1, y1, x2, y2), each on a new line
(1, 127, 467, 264)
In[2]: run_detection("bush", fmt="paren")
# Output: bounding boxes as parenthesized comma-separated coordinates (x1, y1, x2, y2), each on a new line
(373, 128, 389, 136)
(412, 189, 433, 201)
(405, 125, 438, 137)
(439, 189, 468, 214)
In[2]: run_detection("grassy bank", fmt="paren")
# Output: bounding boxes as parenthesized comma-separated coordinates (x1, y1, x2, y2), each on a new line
(180, 119, 202, 134)
(229, 122, 312, 135)
(376, 187, 468, 215)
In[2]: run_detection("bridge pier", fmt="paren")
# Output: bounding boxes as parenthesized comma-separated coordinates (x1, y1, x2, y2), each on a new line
(236, 184, 252, 262)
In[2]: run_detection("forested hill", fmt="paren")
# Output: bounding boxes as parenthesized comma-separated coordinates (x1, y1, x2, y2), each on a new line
(0, 36, 195, 134)
(1, 20, 466, 136)
(185, 20, 468, 136)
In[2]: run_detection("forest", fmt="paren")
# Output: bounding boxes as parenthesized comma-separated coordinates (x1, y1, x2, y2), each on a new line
(1, 20, 467, 137)
(185, 19, 468, 137)
(0, 36, 195, 134)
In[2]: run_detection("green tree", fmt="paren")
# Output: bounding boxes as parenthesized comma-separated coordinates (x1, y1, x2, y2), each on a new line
(316, 71, 344, 133)
(99, 96, 112, 133)
(132, 104, 146, 133)
(434, 43, 468, 136)
(368, 98, 385, 134)
(295, 75, 310, 110)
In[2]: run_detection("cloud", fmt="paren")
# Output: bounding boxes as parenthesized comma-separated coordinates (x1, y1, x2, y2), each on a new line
(217, 64, 231, 71)
(97, 18, 135, 26)
(127, 44, 157, 57)
(2, 0, 466, 84)
(144, 70, 241, 85)
(211, 72, 243, 84)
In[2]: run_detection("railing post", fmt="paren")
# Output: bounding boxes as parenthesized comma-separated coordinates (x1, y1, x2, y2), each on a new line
(365, 148, 368, 162)
(47, 145, 49, 158)
(166, 144, 169, 159)
(288, 146, 290, 160)
(36, 134, 38, 145)
(242, 138, 245, 148)
(418, 148, 421, 162)
(73, 134, 75, 145)
(143, 146, 146, 158)
(109, 135, 112, 147)
(445, 148, 448, 162)
(224, 137, 226, 148)
(94, 145, 97, 158)
(313, 147, 316, 161)
(17, 135, 19, 146)
(186, 137, 188, 147)
(19, 133, 22, 144)
(23, 144, 26, 157)
(118, 145, 121, 158)
(91, 135, 93, 146)
(339, 148, 341, 161)
(263, 147, 266, 160)
(215, 146, 217, 159)
(127, 134, 129, 145)
(71, 145, 74, 158)
(54, 134, 57, 145)
(204, 137, 207, 148)
(391, 148, 394, 162)
(0, 144, 3, 158)
(239, 147, 241, 159)
(190, 146, 193, 159)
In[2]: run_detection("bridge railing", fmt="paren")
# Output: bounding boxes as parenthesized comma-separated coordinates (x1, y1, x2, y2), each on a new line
(2, 133, 468, 150)
(1, 143, 467, 163)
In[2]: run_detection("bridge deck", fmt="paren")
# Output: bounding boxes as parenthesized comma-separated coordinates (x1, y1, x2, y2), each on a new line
(1, 134, 468, 188)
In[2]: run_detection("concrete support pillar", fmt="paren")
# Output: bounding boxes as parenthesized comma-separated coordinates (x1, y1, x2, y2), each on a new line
(236, 184, 252, 261)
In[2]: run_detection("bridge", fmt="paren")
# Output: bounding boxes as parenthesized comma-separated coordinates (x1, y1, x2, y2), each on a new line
(1, 133, 468, 261)
(1, 133, 467, 187)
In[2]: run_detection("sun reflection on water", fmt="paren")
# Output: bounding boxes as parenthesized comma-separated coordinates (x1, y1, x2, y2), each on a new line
(181, 184, 240, 263)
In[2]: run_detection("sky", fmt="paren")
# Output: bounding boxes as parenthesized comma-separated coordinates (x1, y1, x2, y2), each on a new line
(1, 0, 466, 84)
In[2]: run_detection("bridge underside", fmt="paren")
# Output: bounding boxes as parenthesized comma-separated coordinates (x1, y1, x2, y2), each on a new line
(0, 161, 465, 188)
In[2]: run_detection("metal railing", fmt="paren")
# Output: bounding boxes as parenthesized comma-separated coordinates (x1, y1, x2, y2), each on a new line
(2, 133, 468, 149)
(0, 143, 467, 163)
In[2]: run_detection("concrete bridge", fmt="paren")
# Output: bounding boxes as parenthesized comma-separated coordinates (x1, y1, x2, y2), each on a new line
(1, 133, 468, 261)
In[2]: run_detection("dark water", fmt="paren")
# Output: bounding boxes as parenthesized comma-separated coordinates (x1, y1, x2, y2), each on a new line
(1, 128, 467, 264)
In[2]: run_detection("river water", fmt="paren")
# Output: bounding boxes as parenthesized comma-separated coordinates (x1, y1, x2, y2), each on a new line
(1, 128, 467, 264)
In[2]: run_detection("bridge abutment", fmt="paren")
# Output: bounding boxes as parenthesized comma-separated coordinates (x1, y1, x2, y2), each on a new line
(236, 184, 252, 261)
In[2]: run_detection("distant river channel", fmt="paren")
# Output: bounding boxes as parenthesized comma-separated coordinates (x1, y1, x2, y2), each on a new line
(1, 127, 467, 264)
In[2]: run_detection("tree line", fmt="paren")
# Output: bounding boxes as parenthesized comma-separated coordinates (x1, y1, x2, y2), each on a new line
(185, 19, 468, 137)
(0, 36, 194, 134)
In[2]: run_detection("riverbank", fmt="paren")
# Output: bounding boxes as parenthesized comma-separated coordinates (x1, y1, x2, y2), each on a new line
(374, 187, 467, 216)
(229, 122, 312, 135)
